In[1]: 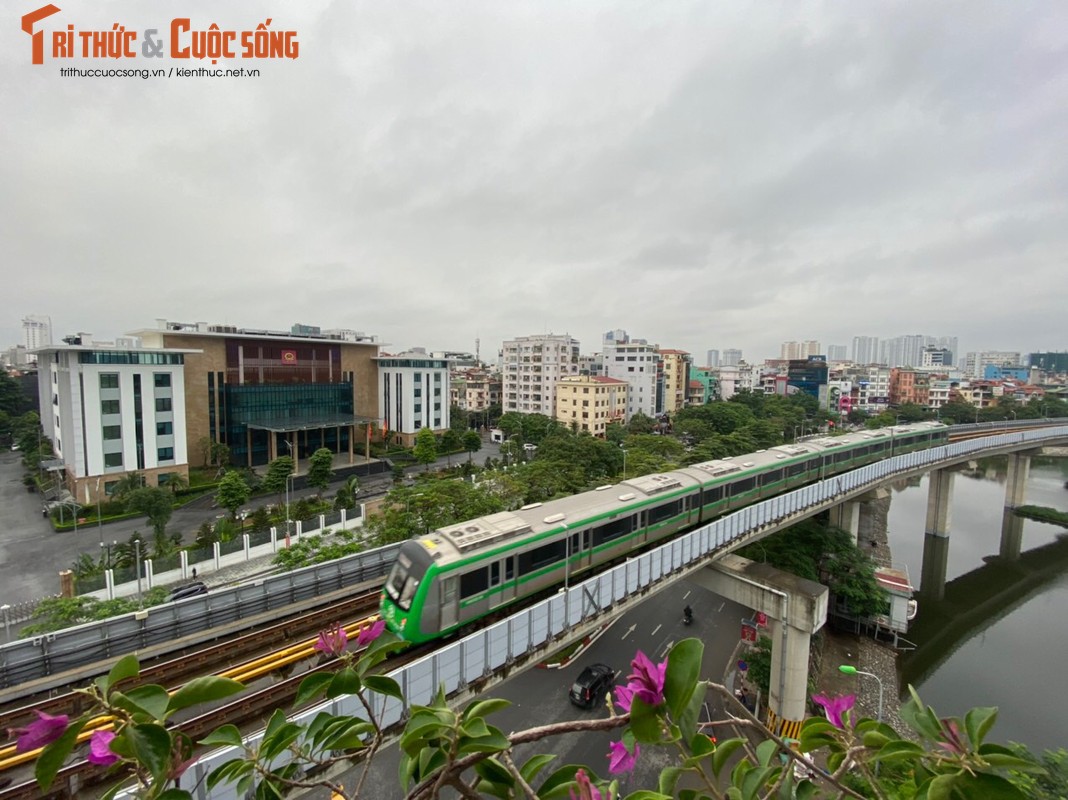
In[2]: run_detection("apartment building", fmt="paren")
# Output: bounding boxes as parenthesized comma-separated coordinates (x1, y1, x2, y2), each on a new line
(35, 340, 194, 504)
(658, 349, 692, 414)
(376, 349, 451, 446)
(554, 376, 628, 437)
(501, 334, 580, 416)
(601, 330, 658, 420)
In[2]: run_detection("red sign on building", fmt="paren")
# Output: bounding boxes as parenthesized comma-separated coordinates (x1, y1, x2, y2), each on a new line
(741, 624, 757, 643)
(756, 611, 768, 627)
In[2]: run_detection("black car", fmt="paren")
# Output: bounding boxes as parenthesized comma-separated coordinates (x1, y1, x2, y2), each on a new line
(169, 581, 208, 601)
(569, 663, 616, 709)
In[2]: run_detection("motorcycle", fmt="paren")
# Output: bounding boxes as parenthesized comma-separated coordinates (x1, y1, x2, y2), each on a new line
(683, 606, 694, 626)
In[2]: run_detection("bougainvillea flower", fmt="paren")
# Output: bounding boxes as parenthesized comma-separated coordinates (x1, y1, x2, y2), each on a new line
(812, 693, 855, 728)
(569, 768, 604, 800)
(9, 710, 69, 751)
(613, 683, 636, 714)
(607, 739, 640, 774)
(355, 619, 386, 648)
(86, 730, 119, 766)
(313, 624, 348, 657)
(937, 718, 966, 755)
(626, 651, 667, 707)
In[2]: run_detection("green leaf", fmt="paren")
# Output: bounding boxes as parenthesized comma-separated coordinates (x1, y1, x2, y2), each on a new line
(126, 722, 172, 781)
(258, 718, 304, 761)
(755, 739, 778, 767)
(520, 753, 556, 785)
(901, 684, 942, 741)
(473, 756, 512, 785)
(862, 730, 892, 749)
(294, 672, 334, 705)
(106, 653, 141, 691)
(200, 724, 245, 749)
(327, 666, 361, 698)
(979, 752, 1046, 771)
(536, 765, 591, 800)
(400, 719, 449, 756)
(116, 684, 171, 720)
(741, 766, 777, 799)
(629, 695, 664, 744)
(658, 766, 684, 795)
(688, 731, 716, 759)
(363, 674, 403, 702)
(464, 697, 511, 720)
(964, 705, 998, 749)
(457, 730, 510, 754)
(664, 638, 704, 718)
(798, 719, 837, 753)
(166, 676, 244, 715)
(621, 791, 672, 800)
(35, 717, 88, 790)
(460, 716, 490, 739)
(712, 738, 746, 778)
(872, 739, 926, 763)
(677, 679, 709, 739)
(155, 790, 194, 800)
(950, 772, 1029, 800)
(926, 773, 957, 800)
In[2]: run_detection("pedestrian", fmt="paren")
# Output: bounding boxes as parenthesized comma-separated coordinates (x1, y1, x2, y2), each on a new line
(191, 567, 197, 580)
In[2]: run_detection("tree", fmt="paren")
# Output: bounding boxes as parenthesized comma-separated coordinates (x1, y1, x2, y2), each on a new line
(306, 448, 334, 497)
(161, 472, 189, 496)
(334, 475, 361, 510)
(0, 369, 31, 416)
(215, 470, 251, 519)
(412, 427, 438, 471)
(496, 411, 525, 440)
(125, 487, 174, 539)
(462, 430, 482, 463)
(261, 455, 294, 507)
(440, 428, 462, 466)
(198, 437, 232, 471)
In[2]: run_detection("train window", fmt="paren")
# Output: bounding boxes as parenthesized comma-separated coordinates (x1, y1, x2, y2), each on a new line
(787, 461, 809, 477)
(519, 540, 566, 575)
(505, 557, 515, 581)
(732, 477, 756, 495)
(761, 469, 783, 486)
(591, 516, 633, 547)
(398, 576, 420, 609)
(704, 486, 724, 504)
(490, 562, 500, 587)
(648, 500, 680, 525)
(834, 451, 851, 463)
(461, 568, 489, 599)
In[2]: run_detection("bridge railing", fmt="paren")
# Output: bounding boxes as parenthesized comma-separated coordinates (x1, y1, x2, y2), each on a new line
(179, 425, 1068, 798)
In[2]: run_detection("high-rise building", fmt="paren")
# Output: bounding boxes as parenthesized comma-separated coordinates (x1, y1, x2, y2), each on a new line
(851, 336, 880, 364)
(657, 349, 692, 414)
(962, 351, 1021, 378)
(1029, 352, 1068, 374)
(722, 348, 742, 367)
(23, 314, 52, 362)
(780, 341, 821, 360)
(602, 330, 658, 420)
(826, 344, 847, 361)
(705, 349, 720, 368)
(921, 347, 952, 368)
(501, 333, 580, 416)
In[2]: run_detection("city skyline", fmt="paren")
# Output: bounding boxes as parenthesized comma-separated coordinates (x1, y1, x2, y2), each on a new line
(4, 2, 1066, 361)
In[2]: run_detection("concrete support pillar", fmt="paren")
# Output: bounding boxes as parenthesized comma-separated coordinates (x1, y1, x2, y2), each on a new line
(999, 509, 1024, 561)
(829, 501, 861, 543)
(919, 533, 950, 602)
(767, 617, 813, 732)
(1004, 453, 1030, 509)
(924, 469, 954, 538)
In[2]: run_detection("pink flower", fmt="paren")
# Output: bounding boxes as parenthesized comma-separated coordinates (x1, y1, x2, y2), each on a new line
(569, 768, 604, 800)
(938, 718, 966, 755)
(87, 730, 119, 766)
(607, 739, 640, 774)
(8, 710, 69, 751)
(625, 651, 667, 707)
(355, 619, 386, 648)
(314, 624, 348, 657)
(812, 693, 855, 729)
(613, 683, 636, 714)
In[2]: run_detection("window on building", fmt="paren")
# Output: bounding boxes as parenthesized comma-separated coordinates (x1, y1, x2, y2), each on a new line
(156, 421, 173, 436)
(158, 446, 174, 461)
(99, 373, 119, 389)
(155, 397, 172, 412)
(154, 373, 172, 388)
(101, 399, 120, 414)
(414, 404, 422, 413)
(414, 372, 423, 382)
(103, 452, 123, 468)
(102, 425, 121, 440)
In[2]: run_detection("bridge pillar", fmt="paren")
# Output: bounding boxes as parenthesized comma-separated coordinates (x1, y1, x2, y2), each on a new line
(691, 555, 828, 739)
(924, 469, 954, 538)
(919, 533, 950, 602)
(829, 501, 861, 543)
(999, 508, 1024, 561)
(1004, 453, 1030, 509)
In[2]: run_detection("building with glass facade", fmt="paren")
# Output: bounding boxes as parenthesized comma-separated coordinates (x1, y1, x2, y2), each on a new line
(133, 320, 380, 468)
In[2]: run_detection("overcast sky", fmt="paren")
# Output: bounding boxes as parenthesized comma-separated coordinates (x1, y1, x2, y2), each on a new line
(4, 1, 1066, 363)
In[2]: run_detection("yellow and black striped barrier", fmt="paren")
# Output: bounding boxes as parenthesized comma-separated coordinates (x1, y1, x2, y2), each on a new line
(764, 708, 803, 741)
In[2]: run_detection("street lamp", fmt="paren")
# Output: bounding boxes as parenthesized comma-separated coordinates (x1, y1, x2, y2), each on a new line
(838, 665, 884, 722)
(283, 440, 295, 542)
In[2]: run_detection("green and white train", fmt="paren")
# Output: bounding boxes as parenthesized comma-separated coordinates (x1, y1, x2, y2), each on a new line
(381, 421, 949, 644)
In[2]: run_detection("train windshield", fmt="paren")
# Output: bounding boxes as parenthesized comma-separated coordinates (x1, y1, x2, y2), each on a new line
(385, 553, 420, 612)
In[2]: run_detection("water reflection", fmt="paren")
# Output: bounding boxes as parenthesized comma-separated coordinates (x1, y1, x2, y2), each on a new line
(886, 456, 1068, 752)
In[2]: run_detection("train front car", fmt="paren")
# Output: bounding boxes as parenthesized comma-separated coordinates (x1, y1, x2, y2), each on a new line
(380, 539, 438, 643)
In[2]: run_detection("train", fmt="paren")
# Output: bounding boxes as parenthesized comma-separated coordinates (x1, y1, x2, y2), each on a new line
(380, 421, 950, 644)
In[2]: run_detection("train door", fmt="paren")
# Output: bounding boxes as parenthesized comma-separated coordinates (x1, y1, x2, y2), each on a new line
(490, 558, 517, 608)
(440, 575, 458, 630)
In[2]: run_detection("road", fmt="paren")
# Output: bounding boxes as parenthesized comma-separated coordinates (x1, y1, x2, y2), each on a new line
(0, 438, 505, 605)
(316, 582, 748, 799)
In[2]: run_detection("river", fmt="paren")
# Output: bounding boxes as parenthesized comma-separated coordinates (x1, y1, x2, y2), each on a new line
(885, 455, 1068, 753)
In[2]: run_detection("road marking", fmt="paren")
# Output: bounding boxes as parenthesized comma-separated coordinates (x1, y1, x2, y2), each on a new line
(621, 624, 636, 640)
(717, 602, 725, 613)
(651, 624, 662, 636)
(660, 641, 674, 659)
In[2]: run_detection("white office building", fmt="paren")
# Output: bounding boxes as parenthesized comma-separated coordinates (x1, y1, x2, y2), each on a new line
(376, 349, 451, 445)
(602, 330, 658, 420)
(501, 334, 581, 416)
(35, 343, 195, 505)
(22, 315, 52, 363)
